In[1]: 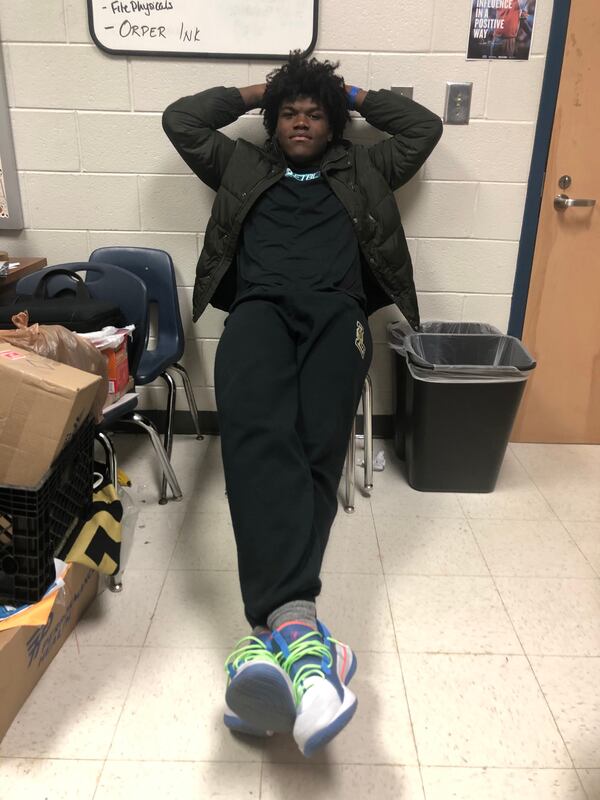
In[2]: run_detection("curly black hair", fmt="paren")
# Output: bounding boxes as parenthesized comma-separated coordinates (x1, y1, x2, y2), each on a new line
(261, 51, 350, 143)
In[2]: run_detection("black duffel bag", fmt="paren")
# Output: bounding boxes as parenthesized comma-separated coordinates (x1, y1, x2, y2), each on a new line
(0, 268, 126, 332)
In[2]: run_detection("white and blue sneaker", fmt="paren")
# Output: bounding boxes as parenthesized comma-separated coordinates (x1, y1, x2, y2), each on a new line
(223, 629, 296, 734)
(272, 619, 358, 757)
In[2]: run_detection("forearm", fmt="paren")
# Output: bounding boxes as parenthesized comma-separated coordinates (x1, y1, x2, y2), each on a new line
(238, 84, 267, 110)
(162, 86, 244, 191)
(359, 89, 443, 190)
(344, 84, 368, 112)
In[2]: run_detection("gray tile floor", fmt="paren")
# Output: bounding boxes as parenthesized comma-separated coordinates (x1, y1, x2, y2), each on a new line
(1, 435, 599, 799)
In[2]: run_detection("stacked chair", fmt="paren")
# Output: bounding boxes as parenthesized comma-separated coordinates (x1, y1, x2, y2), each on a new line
(15, 262, 184, 510)
(89, 247, 203, 503)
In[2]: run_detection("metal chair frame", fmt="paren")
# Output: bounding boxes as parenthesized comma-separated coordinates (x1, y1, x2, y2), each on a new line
(344, 373, 373, 513)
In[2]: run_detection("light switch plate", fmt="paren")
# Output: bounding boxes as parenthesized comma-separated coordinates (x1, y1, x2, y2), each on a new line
(444, 82, 473, 125)
(391, 86, 414, 99)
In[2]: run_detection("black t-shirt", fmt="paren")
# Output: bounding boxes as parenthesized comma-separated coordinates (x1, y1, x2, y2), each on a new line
(234, 165, 365, 307)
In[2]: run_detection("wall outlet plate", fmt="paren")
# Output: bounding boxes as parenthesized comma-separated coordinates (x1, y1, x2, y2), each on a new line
(444, 82, 473, 125)
(391, 86, 414, 99)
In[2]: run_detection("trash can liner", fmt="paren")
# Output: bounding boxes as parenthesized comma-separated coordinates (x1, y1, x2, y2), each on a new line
(388, 321, 502, 356)
(404, 334, 536, 379)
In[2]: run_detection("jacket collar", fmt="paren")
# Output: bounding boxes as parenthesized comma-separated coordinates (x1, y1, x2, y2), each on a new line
(263, 137, 352, 173)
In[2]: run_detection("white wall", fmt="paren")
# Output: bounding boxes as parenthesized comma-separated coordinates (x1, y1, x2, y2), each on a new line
(0, 0, 553, 416)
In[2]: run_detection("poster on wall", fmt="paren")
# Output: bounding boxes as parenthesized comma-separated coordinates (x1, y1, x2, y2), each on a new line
(467, 0, 536, 60)
(0, 55, 23, 230)
(0, 164, 9, 219)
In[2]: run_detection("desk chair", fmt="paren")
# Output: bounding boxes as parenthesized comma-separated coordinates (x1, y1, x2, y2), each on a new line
(89, 247, 202, 504)
(344, 373, 373, 513)
(16, 264, 183, 513)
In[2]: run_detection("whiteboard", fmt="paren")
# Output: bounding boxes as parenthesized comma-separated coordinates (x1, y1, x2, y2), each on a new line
(88, 0, 318, 59)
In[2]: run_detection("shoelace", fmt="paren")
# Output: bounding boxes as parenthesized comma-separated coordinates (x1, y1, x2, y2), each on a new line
(275, 630, 334, 705)
(224, 635, 279, 681)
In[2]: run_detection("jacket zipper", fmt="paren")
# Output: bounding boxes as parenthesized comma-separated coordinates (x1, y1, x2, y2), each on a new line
(322, 169, 402, 309)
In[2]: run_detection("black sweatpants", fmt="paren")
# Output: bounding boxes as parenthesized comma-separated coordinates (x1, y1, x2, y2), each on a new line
(214, 291, 373, 628)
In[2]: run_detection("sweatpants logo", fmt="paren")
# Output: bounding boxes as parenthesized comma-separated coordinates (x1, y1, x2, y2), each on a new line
(355, 321, 366, 359)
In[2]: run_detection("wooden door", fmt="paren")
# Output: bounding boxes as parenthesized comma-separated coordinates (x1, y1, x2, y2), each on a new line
(511, 0, 600, 443)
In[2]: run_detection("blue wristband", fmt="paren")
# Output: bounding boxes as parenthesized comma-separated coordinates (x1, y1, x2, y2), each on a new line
(347, 85, 360, 110)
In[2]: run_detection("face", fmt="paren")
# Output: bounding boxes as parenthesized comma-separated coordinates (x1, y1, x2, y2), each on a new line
(275, 96, 333, 166)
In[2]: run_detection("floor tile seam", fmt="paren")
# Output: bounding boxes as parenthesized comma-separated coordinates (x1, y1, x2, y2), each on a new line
(65, 642, 600, 658)
(101, 644, 146, 763)
(92, 757, 264, 765)
(378, 566, 424, 775)
(418, 760, 588, 770)
(91, 758, 109, 800)
(382, 571, 600, 580)
(100, 755, 264, 764)
(469, 518, 600, 578)
(262, 759, 421, 768)
(508, 448, 571, 521)
(419, 764, 588, 771)
(366, 494, 386, 576)
(370, 509, 466, 521)
(0, 755, 106, 763)
(166, 508, 191, 558)
(459, 518, 526, 657)
(482, 558, 580, 774)
(139, 559, 174, 648)
(553, 518, 600, 579)
(369, 512, 471, 520)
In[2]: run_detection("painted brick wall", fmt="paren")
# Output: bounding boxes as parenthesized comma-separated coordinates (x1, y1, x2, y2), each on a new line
(0, 0, 553, 416)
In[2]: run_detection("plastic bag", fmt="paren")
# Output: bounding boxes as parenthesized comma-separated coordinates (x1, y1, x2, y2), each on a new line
(119, 485, 139, 573)
(388, 321, 502, 356)
(0, 311, 109, 421)
(78, 324, 135, 351)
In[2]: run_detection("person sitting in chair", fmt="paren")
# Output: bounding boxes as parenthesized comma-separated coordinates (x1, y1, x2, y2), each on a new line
(163, 52, 442, 756)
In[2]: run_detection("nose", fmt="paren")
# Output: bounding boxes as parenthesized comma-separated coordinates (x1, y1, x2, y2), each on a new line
(293, 115, 309, 129)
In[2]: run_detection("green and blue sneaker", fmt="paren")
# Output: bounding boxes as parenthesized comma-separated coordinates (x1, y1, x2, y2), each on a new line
(223, 629, 296, 734)
(272, 619, 358, 757)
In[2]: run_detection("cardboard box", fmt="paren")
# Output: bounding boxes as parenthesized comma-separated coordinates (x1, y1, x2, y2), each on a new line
(0, 344, 101, 487)
(0, 563, 98, 742)
(102, 338, 130, 404)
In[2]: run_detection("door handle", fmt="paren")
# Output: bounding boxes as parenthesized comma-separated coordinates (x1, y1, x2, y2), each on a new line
(554, 193, 596, 210)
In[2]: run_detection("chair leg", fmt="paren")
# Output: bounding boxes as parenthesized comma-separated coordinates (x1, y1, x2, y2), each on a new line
(94, 431, 123, 593)
(130, 411, 184, 503)
(169, 362, 203, 440)
(344, 415, 357, 514)
(159, 370, 177, 505)
(363, 373, 373, 492)
(95, 430, 117, 487)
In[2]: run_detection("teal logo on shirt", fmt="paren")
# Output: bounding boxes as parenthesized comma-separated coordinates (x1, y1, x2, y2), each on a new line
(284, 167, 321, 182)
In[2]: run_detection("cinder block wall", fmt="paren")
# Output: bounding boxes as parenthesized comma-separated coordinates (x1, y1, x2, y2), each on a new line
(0, 0, 552, 417)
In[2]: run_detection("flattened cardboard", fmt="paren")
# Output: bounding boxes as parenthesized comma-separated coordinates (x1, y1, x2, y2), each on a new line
(0, 344, 101, 487)
(0, 563, 98, 742)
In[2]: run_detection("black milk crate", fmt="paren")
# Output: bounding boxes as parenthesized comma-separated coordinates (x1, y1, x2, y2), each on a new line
(0, 418, 95, 606)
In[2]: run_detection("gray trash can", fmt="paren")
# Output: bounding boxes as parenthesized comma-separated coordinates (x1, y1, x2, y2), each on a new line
(389, 321, 501, 460)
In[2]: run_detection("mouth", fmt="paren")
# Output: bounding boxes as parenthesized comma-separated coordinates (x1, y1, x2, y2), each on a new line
(290, 135, 311, 142)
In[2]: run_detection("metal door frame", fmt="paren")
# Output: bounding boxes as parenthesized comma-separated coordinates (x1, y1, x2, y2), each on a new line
(508, 0, 571, 337)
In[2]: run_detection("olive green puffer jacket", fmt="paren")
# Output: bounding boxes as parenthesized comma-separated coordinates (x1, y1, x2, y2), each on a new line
(162, 86, 442, 329)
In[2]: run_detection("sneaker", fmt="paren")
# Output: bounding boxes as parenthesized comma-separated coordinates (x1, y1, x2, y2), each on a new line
(272, 619, 358, 757)
(223, 704, 274, 738)
(224, 630, 296, 734)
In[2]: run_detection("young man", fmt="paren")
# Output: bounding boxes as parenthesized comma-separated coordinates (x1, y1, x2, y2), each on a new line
(163, 54, 442, 756)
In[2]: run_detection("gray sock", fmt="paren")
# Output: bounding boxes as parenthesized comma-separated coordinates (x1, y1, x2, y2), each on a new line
(251, 625, 269, 637)
(267, 600, 317, 631)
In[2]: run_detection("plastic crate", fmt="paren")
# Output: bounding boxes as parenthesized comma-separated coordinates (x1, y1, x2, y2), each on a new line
(0, 418, 95, 606)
